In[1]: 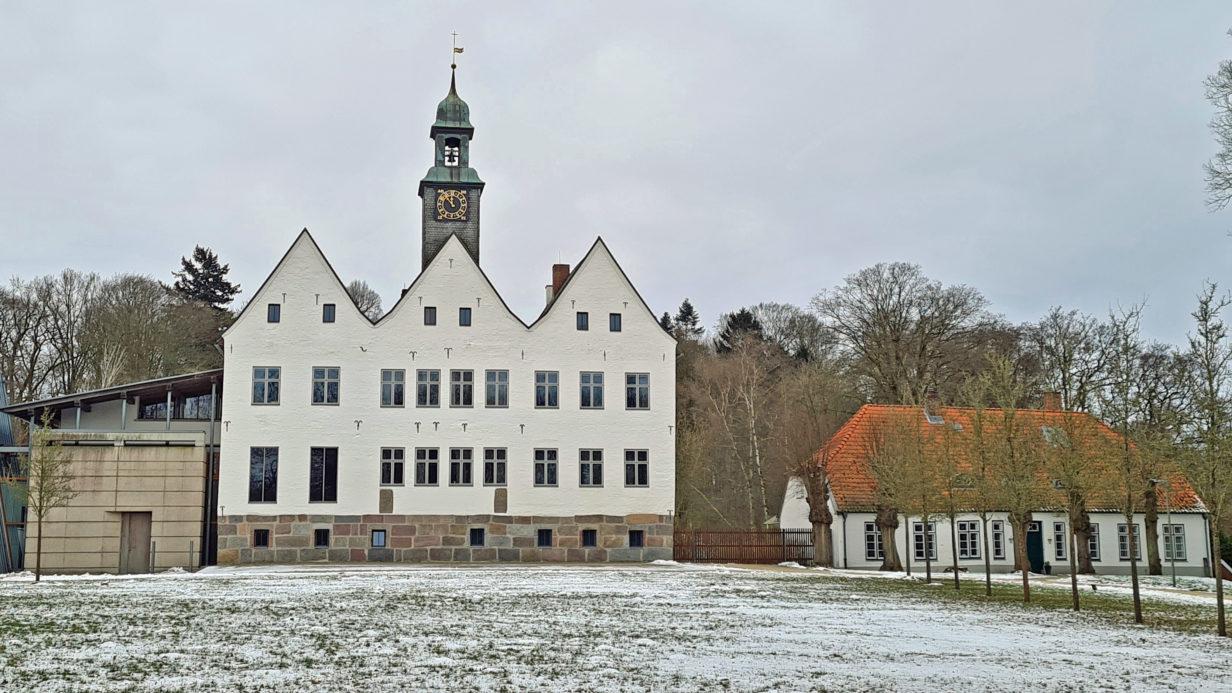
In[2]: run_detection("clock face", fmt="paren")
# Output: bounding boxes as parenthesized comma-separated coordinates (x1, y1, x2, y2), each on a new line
(436, 189, 468, 221)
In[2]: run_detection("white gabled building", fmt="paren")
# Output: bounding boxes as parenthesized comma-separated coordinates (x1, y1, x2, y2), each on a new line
(214, 67, 676, 564)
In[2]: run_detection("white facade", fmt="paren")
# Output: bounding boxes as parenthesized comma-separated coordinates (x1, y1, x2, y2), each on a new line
(781, 480, 1212, 576)
(216, 232, 675, 539)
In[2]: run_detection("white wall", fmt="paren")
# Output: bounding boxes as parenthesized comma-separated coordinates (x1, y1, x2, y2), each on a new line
(217, 233, 676, 519)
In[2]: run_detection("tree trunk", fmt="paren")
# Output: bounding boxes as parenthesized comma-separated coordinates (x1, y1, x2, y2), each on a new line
(1068, 524, 1080, 611)
(811, 521, 833, 567)
(1012, 517, 1031, 602)
(980, 514, 992, 597)
(876, 506, 903, 571)
(1127, 508, 1143, 624)
(923, 519, 932, 584)
(35, 512, 43, 583)
(1143, 487, 1162, 576)
(949, 513, 960, 590)
(1211, 513, 1226, 637)
(1070, 506, 1095, 574)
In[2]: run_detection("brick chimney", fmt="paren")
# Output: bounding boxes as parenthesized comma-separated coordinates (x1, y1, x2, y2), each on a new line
(1042, 391, 1062, 411)
(546, 264, 570, 304)
(923, 388, 940, 419)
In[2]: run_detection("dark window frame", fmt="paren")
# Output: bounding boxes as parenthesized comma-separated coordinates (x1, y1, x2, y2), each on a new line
(322, 303, 336, 323)
(267, 303, 280, 323)
(628, 529, 645, 548)
(581, 529, 598, 548)
(248, 446, 278, 503)
(309, 447, 339, 503)
(459, 306, 472, 327)
(536, 528, 554, 548)
(371, 529, 387, 548)
(609, 313, 622, 332)
(253, 528, 271, 548)
(469, 527, 486, 547)
(576, 311, 589, 331)
(313, 528, 331, 549)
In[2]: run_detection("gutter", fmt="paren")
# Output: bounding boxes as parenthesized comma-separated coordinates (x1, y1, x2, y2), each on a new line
(841, 512, 848, 569)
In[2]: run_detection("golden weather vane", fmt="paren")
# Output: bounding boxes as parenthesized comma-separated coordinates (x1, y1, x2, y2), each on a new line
(451, 32, 464, 69)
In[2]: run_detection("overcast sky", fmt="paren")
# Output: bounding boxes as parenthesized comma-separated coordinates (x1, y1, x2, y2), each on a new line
(2, 3, 1230, 344)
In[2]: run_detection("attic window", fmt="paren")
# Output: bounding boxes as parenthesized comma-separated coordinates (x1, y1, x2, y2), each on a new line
(322, 304, 336, 323)
(1041, 426, 1069, 447)
(444, 137, 461, 167)
(267, 303, 281, 323)
(1051, 479, 1067, 490)
(924, 412, 944, 425)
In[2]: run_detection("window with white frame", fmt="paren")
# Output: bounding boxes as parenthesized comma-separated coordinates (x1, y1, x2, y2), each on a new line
(485, 370, 508, 407)
(579, 449, 603, 487)
(415, 448, 439, 486)
(1053, 521, 1067, 561)
(991, 520, 1005, 559)
(1118, 523, 1142, 561)
(1163, 523, 1186, 561)
(311, 367, 340, 405)
(534, 449, 558, 487)
(483, 448, 507, 486)
(863, 522, 884, 561)
(1088, 523, 1101, 561)
(449, 448, 473, 486)
(380, 447, 404, 486)
(450, 370, 474, 407)
(580, 372, 604, 409)
(624, 449, 649, 487)
(913, 521, 937, 561)
(625, 373, 650, 409)
(957, 520, 980, 559)
(416, 369, 440, 407)
(381, 369, 405, 407)
(535, 371, 559, 408)
(252, 367, 280, 405)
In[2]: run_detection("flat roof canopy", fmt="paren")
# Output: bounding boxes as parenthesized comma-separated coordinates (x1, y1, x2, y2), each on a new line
(0, 369, 223, 420)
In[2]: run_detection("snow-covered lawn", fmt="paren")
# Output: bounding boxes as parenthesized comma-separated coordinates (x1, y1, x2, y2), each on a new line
(1, 563, 1229, 691)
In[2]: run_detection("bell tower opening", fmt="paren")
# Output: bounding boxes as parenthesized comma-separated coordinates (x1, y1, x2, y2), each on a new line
(443, 137, 461, 167)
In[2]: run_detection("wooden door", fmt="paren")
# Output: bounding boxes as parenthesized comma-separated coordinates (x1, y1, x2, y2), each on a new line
(119, 512, 152, 574)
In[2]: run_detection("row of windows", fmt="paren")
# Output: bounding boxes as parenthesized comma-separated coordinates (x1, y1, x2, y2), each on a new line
(862, 521, 1186, 562)
(248, 446, 652, 502)
(252, 526, 647, 551)
(252, 367, 652, 410)
(267, 302, 626, 333)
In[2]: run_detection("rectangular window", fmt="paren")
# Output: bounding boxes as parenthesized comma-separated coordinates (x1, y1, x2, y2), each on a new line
(581, 529, 598, 548)
(991, 521, 1005, 560)
(450, 370, 474, 407)
(267, 303, 280, 323)
(534, 371, 559, 408)
(459, 307, 472, 326)
(248, 447, 278, 503)
(624, 449, 649, 487)
(313, 528, 330, 549)
(537, 528, 554, 547)
(416, 369, 441, 407)
(485, 370, 509, 407)
(1089, 523, 1101, 561)
(380, 447, 405, 486)
(957, 520, 980, 559)
(913, 521, 937, 561)
(322, 303, 336, 323)
(1163, 523, 1187, 561)
(1118, 523, 1142, 561)
(311, 367, 340, 405)
(534, 448, 558, 487)
(469, 527, 485, 547)
(381, 369, 405, 407)
(253, 528, 270, 548)
(576, 312, 589, 331)
(579, 449, 603, 487)
(1053, 521, 1067, 561)
(415, 448, 440, 486)
(309, 447, 338, 503)
(424, 306, 437, 325)
(863, 522, 884, 560)
(483, 448, 507, 486)
(628, 529, 645, 548)
(371, 529, 387, 548)
(625, 373, 650, 410)
(449, 448, 473, 486)
(251, 367, 280, 405)
(580, 372, 604, 409)
(609, 313, 622, 332)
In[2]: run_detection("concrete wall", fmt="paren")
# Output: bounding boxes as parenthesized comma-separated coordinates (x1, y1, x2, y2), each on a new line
(25, 431, 206, 574)
(55, 399, 221, 440)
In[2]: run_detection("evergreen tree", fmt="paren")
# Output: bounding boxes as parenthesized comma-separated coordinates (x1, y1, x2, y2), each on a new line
(658, 311, 674, 332)
(171, 246, 240, 310)
(674, 298, 704, 339)
(715, 307, 765, 353)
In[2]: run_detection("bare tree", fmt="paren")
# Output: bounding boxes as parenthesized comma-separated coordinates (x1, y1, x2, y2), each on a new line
(346, 280, 384, 321)
(11, 413, 78, 582)
(1206, 29, 1232, 211)
(751, 302, 836, 362)
(1030, 307, 1111, 413)
(870, 410, 945, 579)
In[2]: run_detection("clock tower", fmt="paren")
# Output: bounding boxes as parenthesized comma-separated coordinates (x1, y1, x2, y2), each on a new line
(418, 65, 484, 269)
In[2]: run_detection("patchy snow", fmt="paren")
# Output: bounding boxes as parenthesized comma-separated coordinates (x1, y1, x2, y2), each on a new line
(0, 563, 1228, 691)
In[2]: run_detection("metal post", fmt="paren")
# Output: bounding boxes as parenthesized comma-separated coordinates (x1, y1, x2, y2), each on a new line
(151, 540, 157, 574)
(189, 540, 195, 572)
(120, 395, 127, 431)
(74, 404, 81, 430)
(165, 389, 172, 431)
(203, 379, 217, 567)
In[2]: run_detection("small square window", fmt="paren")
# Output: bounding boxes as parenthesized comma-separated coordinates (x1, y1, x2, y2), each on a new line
(536, 528, 554, 548)
(253, 528, 270, 548)
(628, 529, 645, 548)
(371, 529, 387, 548)
(581, 529, 598, 548)
(609, 313, 622, 332)
(576, 312, 589, 331)
(424, 306, 437, 325)
(459, 307, 472, 327)
(469, 527, 486, 547)
(322, 303, 336, 323)
(267, 303, 281, 323)
(313, 528, 331, 549)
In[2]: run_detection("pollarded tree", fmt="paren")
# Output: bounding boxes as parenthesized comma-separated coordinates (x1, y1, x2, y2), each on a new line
(870, 410, 945, 579)
(171, 246, 240, 311)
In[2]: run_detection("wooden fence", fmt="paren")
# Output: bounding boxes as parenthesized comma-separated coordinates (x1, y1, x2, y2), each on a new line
(672, 529, 815, 564)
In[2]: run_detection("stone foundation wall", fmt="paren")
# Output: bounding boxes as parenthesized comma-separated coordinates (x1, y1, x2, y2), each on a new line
(217, 513, 673, 564)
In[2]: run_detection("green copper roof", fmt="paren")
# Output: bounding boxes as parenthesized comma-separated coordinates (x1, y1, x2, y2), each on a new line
(433, 70, 473, 131)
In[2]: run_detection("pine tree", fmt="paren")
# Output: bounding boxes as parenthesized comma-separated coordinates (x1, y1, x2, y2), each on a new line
(674, 298, 704, 339)
(658, 312, 674, 332)
(172, 246, 240, 310)
(715, 307, 764, 353)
